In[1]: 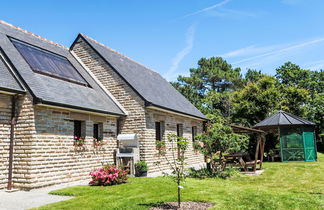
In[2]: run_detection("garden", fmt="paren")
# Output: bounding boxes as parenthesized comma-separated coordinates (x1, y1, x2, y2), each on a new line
(35, 57, 323, 210)
(34, 153, 323, 210)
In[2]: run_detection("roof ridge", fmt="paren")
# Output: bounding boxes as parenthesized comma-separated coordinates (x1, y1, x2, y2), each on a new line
(284, 111, 314, 125)
(80, 33, 160, 74)
(281, 112, 293, 124)
(0, 20, 68, 50)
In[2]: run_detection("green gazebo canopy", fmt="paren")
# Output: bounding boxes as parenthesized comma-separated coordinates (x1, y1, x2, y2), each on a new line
(253, 110, 317, 162)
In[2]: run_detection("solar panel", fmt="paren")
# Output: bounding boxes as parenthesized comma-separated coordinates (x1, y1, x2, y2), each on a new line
(11, 39, 88, 85)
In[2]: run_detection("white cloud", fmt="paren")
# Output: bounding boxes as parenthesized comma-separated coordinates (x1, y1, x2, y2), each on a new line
(182, 0, 231, 18)
(164, 24, 196, 81)
(231, 37, 324, 65)
(303, 59, 324, 70)
(220, 45, 282, 58)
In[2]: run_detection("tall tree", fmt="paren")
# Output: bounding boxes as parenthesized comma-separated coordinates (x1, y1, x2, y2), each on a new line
(172, 57, 243, 118)
(231, 75, 281, 127)
(245, 69, 265, 84)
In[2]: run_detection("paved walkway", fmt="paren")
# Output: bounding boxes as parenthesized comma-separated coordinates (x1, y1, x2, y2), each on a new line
(0, 180, 88, 210)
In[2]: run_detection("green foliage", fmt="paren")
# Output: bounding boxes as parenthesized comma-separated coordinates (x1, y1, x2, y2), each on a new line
(187, 167, 239, 179)
(135, 161, 148, 177)
(172, 58, 323, 146)
(245, 69, 265, 83)
(231, 75, 281, 126)
(171, 57, 243, 117)
(194, 122, 248, 171)
(275, 62, 311, 87)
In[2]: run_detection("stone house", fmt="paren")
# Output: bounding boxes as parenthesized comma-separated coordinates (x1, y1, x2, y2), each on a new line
(0, 20, 207, 190)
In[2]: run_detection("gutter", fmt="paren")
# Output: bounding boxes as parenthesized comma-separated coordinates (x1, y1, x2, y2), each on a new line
(145, 102, 208, 121)
(34, 98, 126, 118)
(7, 94, 18, 191)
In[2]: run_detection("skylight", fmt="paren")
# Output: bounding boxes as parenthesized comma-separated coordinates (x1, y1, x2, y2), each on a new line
(11, 39, 88, 85)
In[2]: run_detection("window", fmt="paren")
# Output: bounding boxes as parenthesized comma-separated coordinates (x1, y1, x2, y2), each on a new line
(155, 122, 161, 141)
(93, 123, 103, 141)
(192, 126, 197, 142)
(93, 124, 99, 140)
(116, 119, 121, 135)
(155, 121, 165, 142)
(177, 124, 183, 137)
(11, 39, 88, 85)
(74, 120, 82, 139)
(74, 120, 85, 140)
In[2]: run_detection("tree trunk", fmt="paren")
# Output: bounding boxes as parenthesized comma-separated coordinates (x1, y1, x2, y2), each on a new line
(177, 172, 181, 208)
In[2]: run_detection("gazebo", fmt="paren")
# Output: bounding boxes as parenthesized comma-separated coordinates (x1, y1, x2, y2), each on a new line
(254, 110, 317, 162)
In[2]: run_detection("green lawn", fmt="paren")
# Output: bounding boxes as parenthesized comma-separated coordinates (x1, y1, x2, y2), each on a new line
(36, 153, 324, 210)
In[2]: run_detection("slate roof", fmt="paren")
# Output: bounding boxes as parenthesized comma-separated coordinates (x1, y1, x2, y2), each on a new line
(0, 21, 124, 116)
(77, 34, 207, 120)
(0, 54, 24, 93)
(254, 110, 315, 129)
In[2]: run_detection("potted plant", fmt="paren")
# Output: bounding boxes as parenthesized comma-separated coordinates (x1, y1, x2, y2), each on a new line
(135, 161, 148, 177)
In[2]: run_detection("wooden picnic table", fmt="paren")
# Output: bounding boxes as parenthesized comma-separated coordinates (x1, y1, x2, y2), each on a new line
(223, 153, 246, 170)
(224, 152, 261, 172)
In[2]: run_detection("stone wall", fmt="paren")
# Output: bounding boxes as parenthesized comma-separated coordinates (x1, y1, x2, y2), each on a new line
(72, 38, 205, 175)
(71, 38, 147, 154)
(144, 109, 204, 173)
(0, 91, 120, 190)
(0, 94, 12, 189)
(26, 106, 118, 189)
(0, 93, 36, 190)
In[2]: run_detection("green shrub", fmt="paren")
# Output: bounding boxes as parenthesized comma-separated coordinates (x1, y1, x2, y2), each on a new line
(188, 167, 239, 179)
(135, 161, 148, 177)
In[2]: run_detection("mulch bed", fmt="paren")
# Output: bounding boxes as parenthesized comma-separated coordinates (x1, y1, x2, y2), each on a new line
(150, 202, 213, 210)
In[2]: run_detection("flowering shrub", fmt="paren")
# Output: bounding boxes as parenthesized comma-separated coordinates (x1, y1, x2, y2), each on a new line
(89, 165, 128, 186)
(74, 136, 85, 146)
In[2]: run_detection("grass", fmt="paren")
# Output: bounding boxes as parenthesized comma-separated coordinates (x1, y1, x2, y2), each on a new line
(35, 153, 324, 210)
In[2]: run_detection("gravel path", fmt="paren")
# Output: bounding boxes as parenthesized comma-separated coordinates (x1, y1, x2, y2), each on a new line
(0, 180, 88, 210)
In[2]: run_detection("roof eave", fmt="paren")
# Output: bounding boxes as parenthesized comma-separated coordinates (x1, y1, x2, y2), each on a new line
(0, 86, 25, 95)
(145, 102, 208, 121)
(35, 99, 126, 117)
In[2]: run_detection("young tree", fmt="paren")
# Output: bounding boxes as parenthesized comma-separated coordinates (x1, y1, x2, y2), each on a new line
(156, 134, 189, 208)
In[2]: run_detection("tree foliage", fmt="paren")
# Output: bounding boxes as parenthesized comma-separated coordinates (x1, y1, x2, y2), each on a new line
(172, 58, 324, 150)
(194, 121, 248, 171)
(172, 57, 243, 117)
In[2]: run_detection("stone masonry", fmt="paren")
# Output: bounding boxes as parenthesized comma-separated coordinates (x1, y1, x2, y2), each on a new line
(0, 92, 119, 190)
(72, 37, 204, 174)
(0, 30, 205, 190)
(0, 94, 12, 189)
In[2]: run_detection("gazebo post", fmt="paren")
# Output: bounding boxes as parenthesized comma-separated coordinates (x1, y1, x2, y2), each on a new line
(278, 126, 283, 162)
(254, 135, 260, 172)
(259, 134, 266, 169)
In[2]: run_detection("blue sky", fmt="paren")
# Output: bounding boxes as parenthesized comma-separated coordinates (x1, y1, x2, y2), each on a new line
(1, 0, 324, 81)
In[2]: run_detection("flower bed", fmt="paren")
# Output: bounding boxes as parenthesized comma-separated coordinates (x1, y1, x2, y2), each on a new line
(89, 165, 128, 186)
